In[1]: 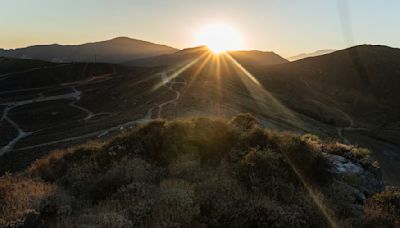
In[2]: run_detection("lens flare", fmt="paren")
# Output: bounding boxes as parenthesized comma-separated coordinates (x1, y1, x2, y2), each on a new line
(195, 23, 243, 54)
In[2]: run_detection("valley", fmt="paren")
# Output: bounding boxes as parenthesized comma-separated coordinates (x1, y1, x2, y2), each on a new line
(1, 45, 400, 187)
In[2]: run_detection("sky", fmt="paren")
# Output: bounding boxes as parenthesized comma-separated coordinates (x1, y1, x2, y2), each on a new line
(1, 0, 399, 57)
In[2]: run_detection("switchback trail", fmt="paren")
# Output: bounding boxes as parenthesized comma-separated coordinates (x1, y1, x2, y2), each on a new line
(0, 69, 116, 155)
(8, 69, 187, 153)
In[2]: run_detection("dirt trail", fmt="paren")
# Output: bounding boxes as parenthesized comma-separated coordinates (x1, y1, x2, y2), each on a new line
(156, 72, 186, 118)
(0, 88, 81, 155)
(0, 106, 32, 155)
(0, 66, 119, 155)
(98, 71, 186, 137)
(7, 69, 187, 152)
(298, 77, 369, 144)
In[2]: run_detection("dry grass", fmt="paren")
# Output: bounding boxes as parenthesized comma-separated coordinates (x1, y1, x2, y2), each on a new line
(0, 173, 55, 226)
(0, 114, 395, 227)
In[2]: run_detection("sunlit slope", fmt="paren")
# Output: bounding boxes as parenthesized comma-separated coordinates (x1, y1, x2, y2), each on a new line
(149, 51, 329, 135)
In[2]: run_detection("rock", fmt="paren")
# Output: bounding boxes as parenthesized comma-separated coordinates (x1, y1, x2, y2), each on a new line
(324, 153, 384, 197)
(324, 153, 363, 174)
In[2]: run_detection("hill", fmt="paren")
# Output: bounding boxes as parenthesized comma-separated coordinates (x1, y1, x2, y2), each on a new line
(0, 57, 56, 75)
(1, 45, 400, 187)
(0, 37, 178, 63)
(1, 115, 398, 227)
(255, 45, 400, 127)
(227, 50, 289, 67)
(126, 46, 209, 67)
(250, 45, 400, 185)
(287, 49, 336, 61)
(126, 46, 288, 67)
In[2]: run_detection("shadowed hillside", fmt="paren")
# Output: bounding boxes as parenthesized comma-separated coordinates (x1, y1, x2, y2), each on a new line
(1, 115, 398, 227)
(247, 45, 400, 185)
(255, 45, 400, 127)
(0, 37, 178, 63)
(0, 57, 57, 74)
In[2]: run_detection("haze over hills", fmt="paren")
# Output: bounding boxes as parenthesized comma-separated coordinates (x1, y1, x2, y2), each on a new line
(0, 37, 178, 63)
(287, 49, 336, 61)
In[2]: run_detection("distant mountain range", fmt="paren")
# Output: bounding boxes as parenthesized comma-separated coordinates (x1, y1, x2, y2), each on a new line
(287, 49, 336, 61)
(0, 37, 178, 63)
(126, 46, 288, 67)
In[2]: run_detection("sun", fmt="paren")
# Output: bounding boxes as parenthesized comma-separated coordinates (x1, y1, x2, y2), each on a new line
(195, 23, 243, 54)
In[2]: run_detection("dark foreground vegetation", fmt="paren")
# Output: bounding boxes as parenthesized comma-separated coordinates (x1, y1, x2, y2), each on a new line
(0, 114, 399, 227)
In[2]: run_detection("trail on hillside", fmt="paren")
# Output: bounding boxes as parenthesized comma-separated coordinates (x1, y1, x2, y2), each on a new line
(98, 71, 186, 137)
(298, 76, 370, 144)
(0, 67, 116, 155)
(7, 69, 187, 153)
(0, 106, 32, 155)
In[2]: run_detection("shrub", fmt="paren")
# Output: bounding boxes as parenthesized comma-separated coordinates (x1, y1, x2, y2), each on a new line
(28, 150, 68, 182)
(0, 173, 55, 226)
(278, 133, 330, 184)
(363, 190, 400, 227)
(0, 115, 393, 227)
(230, 113, 258, 131)
(235, 147, 295, 200)
(150, 179, 199, 227)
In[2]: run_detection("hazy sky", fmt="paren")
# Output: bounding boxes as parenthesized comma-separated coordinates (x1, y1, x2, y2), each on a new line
(1, 0, 399, 56)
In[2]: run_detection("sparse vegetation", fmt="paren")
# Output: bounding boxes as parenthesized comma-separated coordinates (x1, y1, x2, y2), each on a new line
(0, 114, 397, 227)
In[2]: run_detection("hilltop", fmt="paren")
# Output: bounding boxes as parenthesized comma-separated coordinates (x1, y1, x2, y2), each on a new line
(126, 46, 288, 67)
(0, 37, 178, 63)
(1, 115, 398, 227)
(287, 49, 336, 62)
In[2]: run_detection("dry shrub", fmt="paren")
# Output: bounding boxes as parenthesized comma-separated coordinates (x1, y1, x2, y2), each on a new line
(150, 179, 199, 227)
(363, 190, 400, 227)
(1, 114, 395, 227)
(28, 150, 67, 182)
(230, 113, 259, 131)
(0, 173, 55, 226)
(278, 133, 330, 184)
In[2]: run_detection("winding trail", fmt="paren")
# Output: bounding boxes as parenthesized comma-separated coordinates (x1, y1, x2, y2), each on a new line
(0, 106, 32, 154)
(5, 69, 187, 153)
(68, 86, 95, 120)
(156, 72, 186, 118)
(0, 75, 109, 156)
(0, 88, 81, 155)
(298, 77, 370, 144)
(97, 71, 186, 137)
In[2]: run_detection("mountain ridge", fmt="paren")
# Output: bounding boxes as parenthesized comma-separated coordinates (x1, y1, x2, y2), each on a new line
(0, 37, 179, 63)
(287, 49, 336, 61)
(126, 45, 289, 67)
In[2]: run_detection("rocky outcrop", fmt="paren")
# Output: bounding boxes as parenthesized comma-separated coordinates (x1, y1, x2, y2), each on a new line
(323, 146, 384, 204)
